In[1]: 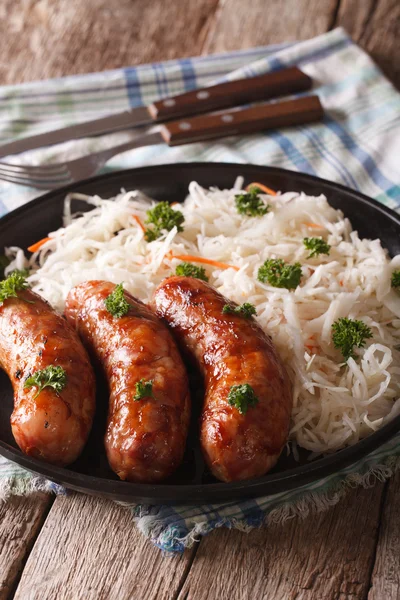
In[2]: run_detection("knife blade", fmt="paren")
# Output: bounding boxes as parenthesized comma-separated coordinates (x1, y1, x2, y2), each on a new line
(0, 67, 312, 159)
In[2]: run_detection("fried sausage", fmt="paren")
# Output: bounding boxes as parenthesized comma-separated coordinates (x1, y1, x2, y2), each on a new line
(0, 289, 96, 466)
(65, 280, 190, 483)
(152, 276, 292, 483)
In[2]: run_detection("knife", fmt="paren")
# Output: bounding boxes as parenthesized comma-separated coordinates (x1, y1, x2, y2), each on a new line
(0, 67, 312, 158)
(0, 96, 324, 191)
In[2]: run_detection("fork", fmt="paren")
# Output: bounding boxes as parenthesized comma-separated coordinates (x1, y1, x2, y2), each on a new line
(0, 131, 163, 190)
(0, 95, 323, 190)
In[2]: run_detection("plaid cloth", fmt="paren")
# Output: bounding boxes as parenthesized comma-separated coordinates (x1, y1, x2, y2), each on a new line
(2, 28, 400, 552)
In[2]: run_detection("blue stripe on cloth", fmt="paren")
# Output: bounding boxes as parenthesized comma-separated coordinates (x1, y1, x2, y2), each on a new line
(268, 57, 283, 71)
(123, 67, 144, 107)
(179, 58, 198, 91)
(238, 499, 265, 525)
(325, 116, 400, 202)
(303, 127, 360, 189)
(153, 63, 169, 98)
(268, 130, 318, 174)
(384, 185, 400, 200)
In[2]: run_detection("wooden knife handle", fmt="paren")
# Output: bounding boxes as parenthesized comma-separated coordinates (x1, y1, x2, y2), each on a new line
(148, 67, 312, 122)
(160, 95, 323, 146)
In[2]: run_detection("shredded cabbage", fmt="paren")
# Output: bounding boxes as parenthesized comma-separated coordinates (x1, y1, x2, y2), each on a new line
(6, 183, 400, 455)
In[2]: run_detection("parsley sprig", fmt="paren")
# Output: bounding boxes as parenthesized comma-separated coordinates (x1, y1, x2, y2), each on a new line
(303, 237, 331, 259)
(0, 271, 30, 305)
(332, 317, 373, 361)
(24, 365, 67, 400)
(222, 302, 256, 318)
(391, 270, 400, 289)
(104, 283, 130, 318)
(145, 201, 184, 242)
(134, 379, 154, 401)
(228, 383, 259, 415)
(235, 187, 270, 217)
(258, 258, 302, 290)
(175, 262, 209, 281)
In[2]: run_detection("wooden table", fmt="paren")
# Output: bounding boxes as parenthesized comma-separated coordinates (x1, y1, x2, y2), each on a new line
(1, 1, 399, 598)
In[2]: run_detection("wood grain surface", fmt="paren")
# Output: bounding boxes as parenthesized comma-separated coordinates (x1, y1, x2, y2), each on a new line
(1, 1, 400, 599)
(337, 0, 400, 87)
(0, 0, 219, 85)
(369, 471, 400, 600)
(0, 0, 398, 88)
(0, 493, 52, 600)
(178, 485, 385, 600)
(203, 0, 340, 53)
(13, 493, 196, 600)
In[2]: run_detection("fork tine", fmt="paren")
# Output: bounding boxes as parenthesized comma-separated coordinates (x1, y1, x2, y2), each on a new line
(0, 175, 57, 190)
(0, 171, 73, 190)
(0, 161, 69, 175)
(0, 171, 72, 187)
(0, 165, 72, 183)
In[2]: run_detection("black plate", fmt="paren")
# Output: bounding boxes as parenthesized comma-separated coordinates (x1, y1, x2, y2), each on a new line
(1, 163, 400, 505)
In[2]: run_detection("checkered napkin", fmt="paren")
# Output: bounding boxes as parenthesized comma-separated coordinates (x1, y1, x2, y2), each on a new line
(1, 28, 400, 552)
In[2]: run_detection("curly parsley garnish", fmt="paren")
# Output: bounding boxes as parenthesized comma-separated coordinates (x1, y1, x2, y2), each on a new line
(145, 201, 184, 242)
(257, 258, 302, 290)
(222, 302, 256, 318)
(332, 318, 373, 361)
(391, 270, 400, 289)
(235, 187, 270, 217)
(303, 237, 331, 259)
(13, 268, 30, 278)
(134, 379, 154, 401)
(228, 383, 259, 415)
(175, 262, 209, 282)
(0, 270, 30, 305)
(104, 283, 130, 318)
(24, 365, 67, 400)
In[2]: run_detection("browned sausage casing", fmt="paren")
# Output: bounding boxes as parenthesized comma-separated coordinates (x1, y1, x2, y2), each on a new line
(65, 280, 190, 483)
(0, 289, 96, 465)
(152, 276, 292, 483)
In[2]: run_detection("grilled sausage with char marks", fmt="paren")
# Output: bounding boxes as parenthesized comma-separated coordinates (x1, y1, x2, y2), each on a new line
(152, 276, 292, 483)
(65, 280, 190, 483)
(0, 288, 95, 465)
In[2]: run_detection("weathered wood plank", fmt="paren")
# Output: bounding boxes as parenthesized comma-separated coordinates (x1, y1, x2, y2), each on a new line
(202, 0, 339, 54)
(203, 0, 400, 89)
(178, 484, 384, 600)
(336, 0, 400, 89)
(0, 0, 219, 85)
(0, 493, 51, 600)
(368, 471, 400, 599)
(13, 492, 196, 600)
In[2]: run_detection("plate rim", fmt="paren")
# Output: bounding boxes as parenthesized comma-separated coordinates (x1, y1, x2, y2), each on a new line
(1, 162, 400, 504)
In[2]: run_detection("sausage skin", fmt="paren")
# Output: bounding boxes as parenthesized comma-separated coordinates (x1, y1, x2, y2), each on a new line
(0, 289, 96, 466)
(152, 276, 292, 482)
(65, 280, 190, 483)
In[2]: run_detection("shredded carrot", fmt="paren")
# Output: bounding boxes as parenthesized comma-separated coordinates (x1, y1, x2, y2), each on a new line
(27, 237, 51, 253)
(305, 222, 325, 230)
(132, 215, 145, 233)
(246, 182, 277, 196)
(305, 336, 315, 349)
(171, 253, 240, 272)
(170, 202, 180, 207)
